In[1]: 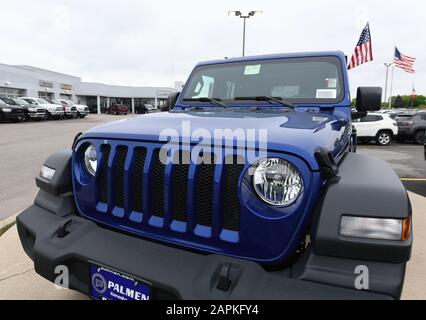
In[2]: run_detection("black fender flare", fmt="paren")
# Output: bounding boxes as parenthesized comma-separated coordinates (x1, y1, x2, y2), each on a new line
(311, 152, 412, 264)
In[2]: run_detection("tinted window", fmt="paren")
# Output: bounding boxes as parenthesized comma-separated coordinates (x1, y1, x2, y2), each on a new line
(420, 114, 426, 121)
(361, 115, 382, 122)
(182, 56, 344, 104)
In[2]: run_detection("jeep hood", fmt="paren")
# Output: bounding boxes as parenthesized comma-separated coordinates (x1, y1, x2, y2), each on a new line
(81, 109, 351, 170)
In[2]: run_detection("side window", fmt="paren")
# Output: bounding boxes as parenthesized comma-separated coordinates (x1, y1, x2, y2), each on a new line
(420, 114, 426, 121)
(191, 75, 214, 98)
(361, 115, 381, 122)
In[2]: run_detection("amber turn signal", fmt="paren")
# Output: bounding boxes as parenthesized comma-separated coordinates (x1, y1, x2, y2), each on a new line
(401, 217, 411, 241)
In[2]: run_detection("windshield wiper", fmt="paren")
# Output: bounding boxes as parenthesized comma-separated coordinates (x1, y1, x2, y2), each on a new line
(182, 97, 228, 108)
(234, 96, 296, 109)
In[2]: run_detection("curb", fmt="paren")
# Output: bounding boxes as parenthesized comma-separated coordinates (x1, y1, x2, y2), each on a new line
(0, 213, 19, 237)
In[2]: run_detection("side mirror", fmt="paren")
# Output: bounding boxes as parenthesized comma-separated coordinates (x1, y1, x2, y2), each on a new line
(356, 87, 382, 112)
(163, 92, 180, 111)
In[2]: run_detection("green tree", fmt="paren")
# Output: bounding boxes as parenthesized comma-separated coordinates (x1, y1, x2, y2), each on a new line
(389, 95, 426, 108)
(393, 95, 405, 108)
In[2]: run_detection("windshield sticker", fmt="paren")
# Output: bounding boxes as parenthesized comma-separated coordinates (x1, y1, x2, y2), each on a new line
(316, 89, 337, 99)
(326, 78, 337, 88)
(244, 64, 261, 75)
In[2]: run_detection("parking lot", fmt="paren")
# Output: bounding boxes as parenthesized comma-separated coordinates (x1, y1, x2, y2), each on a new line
(358, 142, 426, 197)
(0, 114, 137, 221)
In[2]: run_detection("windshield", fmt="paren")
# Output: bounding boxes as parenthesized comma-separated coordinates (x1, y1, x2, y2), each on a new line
(36, 98, 49, 104)
(0, 98, 16, 105)
(13, 99, 29, 105)
(181, 56, 344, 105)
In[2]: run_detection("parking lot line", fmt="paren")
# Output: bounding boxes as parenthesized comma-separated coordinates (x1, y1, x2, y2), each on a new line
(401, 178, 426, 181)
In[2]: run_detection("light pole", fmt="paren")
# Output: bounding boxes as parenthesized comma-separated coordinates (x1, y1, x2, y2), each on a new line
(388, 65, 395, 109)
(228, 10, 262, 57)
(383, 62, 392, 105)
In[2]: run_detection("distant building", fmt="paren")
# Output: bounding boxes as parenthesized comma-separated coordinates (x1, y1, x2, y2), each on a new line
(174, 81, 184, 91)
(0, 63, 177, 114)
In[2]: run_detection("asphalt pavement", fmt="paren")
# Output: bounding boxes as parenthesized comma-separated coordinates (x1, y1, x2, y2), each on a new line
(0, 114, 137, 220)
(358, 142, 426, 197)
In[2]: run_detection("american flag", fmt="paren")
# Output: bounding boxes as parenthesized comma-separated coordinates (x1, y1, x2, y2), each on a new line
(348, 23, 373, 70)
(394, 47, 416, 73)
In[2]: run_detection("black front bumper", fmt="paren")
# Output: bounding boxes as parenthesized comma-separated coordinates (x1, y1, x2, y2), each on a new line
(17, 203, 405, 300)
(1, 112, 25, 121)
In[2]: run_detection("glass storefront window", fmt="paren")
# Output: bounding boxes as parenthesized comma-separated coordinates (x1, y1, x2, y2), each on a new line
(0, 87, 26, 98)
(38, 91, 53, 99)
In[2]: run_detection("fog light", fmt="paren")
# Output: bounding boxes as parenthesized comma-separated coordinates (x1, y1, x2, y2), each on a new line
(340, 216, 410, 241)
(40, 165, 56, 181)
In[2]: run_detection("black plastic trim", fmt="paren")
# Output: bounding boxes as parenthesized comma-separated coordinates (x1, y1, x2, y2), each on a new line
(35, 150, 73, 196)
(312, 152, 412, 263)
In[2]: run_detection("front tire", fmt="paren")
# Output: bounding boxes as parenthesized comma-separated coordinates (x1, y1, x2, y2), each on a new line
(414, 130, 426, 145)
(376, 131, 392, 146)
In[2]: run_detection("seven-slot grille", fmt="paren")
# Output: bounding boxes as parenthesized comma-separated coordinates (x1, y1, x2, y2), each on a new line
(95, 143, 244, 239)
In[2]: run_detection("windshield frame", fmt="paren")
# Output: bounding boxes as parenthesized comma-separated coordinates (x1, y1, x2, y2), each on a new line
(180, 55, 345, 107)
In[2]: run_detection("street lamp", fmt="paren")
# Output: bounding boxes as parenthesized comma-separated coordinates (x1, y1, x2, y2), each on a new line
(228, 10, 262, 57)
(383, 62, 392, 105)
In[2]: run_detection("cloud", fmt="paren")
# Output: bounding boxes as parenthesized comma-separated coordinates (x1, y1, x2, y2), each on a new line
(0, 0, 424, 96)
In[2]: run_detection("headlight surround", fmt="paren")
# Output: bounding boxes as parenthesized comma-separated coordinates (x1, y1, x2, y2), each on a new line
(252, 158, 303, 206)
(84, 144, 98, 176)
(1, 108, 12, 113)
(28, 107, 37, 112)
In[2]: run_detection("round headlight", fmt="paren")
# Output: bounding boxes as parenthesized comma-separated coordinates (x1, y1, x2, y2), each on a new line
(84, 144, 97, 176)
(252, 158, 303, 206)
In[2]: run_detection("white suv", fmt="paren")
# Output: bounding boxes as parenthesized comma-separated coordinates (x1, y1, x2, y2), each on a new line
(353, 112, 398, 146)
(21, 97, 64, 119)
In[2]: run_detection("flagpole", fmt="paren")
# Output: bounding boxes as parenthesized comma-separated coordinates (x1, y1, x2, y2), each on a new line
(383, 63, 392, 104)
(388, 65, 395, 109)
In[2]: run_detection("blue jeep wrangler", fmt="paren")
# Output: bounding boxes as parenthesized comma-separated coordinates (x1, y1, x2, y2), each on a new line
(17, 52, 412, 300)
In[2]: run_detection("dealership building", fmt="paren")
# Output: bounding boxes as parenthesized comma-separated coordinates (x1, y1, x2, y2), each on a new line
(0, 63, 178, 114)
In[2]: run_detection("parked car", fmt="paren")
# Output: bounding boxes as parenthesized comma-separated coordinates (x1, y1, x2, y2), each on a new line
(135, 104, 148, 114)
(48, 99, 77, 119)
(396, 112, 426, 144)
(0, 99, 25, 122)
(135, 103, 157, 114)
(11, 98, 46, 121)
(145, 103, 157, 113)
(21, 97, 64, 119)
(387, 110, 418, 119)
(17, 52, 412, 300)
(352, 112, 398, 145)
(66, 100, 89, 118)
(107, 103, 128, 115)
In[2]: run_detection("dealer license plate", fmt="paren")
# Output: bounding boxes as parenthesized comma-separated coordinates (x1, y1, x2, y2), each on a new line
(90, 264, 151, 300)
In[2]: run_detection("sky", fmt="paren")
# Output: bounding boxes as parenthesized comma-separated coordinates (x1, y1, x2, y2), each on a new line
(0, 0, 424, 99)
